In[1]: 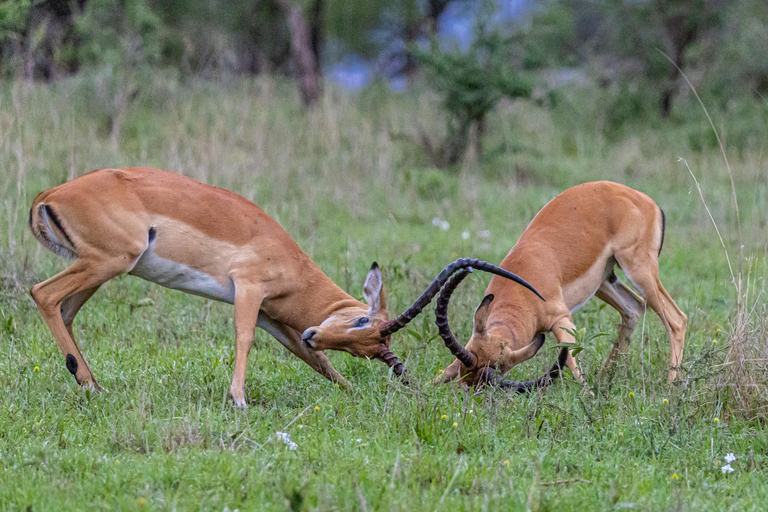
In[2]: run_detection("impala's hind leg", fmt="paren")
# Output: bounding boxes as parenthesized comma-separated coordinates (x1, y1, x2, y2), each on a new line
(31, 258, 129, 388)
(615, 254, 687, 382)
(597, 273, 645, 377)
(61, 286, 101, 348)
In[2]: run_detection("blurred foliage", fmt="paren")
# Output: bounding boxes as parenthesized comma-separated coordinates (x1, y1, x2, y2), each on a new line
(520, 0, 767, 123)
(76, 0, 163, 67)
(0, 1, 31, 42)
(0, 0, 765, 157)
(0, 0, 452, 78)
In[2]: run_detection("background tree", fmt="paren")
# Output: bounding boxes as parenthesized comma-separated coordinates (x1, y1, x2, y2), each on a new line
(616, 0, 724, 118)
(273, 0, 323, 107)
(413, 16, 532, 167)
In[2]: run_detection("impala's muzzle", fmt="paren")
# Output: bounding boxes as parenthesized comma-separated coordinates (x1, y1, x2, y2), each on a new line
(301, 328, 318, 348)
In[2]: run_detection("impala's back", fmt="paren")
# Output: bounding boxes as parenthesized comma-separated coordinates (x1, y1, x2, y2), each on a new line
(492, 181, 663, 322)
(29, 167, 305, 303)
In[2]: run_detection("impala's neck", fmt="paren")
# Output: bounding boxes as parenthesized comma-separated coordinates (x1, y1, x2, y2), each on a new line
(486, 301, 541, 348)
(267, 257, 366, 332)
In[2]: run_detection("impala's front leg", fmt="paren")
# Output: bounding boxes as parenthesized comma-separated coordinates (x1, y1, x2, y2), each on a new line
(230, 285, 265, 408)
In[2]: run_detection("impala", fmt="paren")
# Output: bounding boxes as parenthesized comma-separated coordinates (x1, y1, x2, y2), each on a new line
(434, 181, 687, 388)
(29, 167, 542, 406)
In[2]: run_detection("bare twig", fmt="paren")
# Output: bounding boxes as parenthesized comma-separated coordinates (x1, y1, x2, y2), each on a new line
(354, 482, 369, 512)
(658, 48, 742, 256)
(437, 459, 464, 509)
(540, 477, 592, 487)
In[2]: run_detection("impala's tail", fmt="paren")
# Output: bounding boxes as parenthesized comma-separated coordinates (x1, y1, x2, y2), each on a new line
(29, 198, 78, 259)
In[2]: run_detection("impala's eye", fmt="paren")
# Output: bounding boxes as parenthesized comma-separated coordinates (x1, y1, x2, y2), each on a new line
(354, 317, 370, 328)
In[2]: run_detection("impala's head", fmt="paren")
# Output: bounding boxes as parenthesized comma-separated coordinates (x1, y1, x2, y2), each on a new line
(301, 258, 546, 378)
(433, 269, 565, 392)
(301, 262, 394, 360)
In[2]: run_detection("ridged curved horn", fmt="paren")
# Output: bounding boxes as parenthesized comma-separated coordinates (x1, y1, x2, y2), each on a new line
(434, 268, 477, 368)
(379, 258, 543, 338)
(377, 347, 406, 378)
(479, 347, 568, 393)
(433, 270, 567, 392)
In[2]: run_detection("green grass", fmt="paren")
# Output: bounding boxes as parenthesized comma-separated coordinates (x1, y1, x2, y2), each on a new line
(0, 77, 766, 510)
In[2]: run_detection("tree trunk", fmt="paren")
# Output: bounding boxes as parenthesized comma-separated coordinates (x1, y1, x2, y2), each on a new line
(660, 41, 689, 118)
(275, 0, 322, 107)
(660, 89, 673, 118)
(391, 0, 451, 79)
(309, 0, 323, 66)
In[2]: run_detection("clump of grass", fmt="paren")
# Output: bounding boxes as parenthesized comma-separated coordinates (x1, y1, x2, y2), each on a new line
(1, 74, 766, 509)
(670, 54, 768, 422)
(718, 276, 768, 421)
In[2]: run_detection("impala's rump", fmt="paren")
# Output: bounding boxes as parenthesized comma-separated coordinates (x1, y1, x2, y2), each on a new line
(29, 202, 78, 259)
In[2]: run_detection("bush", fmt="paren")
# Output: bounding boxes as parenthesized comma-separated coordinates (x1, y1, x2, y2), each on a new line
(412, 14, 532, 168)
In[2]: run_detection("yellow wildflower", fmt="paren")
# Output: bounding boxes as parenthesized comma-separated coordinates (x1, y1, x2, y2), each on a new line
(452, 422, 458, 427)
(34, 366, 39, 371)
(314, 406, 320, 411)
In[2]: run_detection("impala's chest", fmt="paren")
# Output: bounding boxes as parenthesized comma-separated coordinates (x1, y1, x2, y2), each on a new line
(128, 226, 236, 304)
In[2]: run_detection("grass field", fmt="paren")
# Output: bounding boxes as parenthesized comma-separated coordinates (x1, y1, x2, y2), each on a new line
(0, 77, 766, 510)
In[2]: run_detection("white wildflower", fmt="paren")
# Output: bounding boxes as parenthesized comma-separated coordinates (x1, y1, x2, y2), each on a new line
(721, 464, 734, 474)
(356, 439, 362, 443)
(477, 230, 491, 238)
(275, 431, 298, 450)
(440, 220, 450, 231)
(724, 453, 736, 463)
(462, 231, 470, 240)
(432, 217, 441, 227)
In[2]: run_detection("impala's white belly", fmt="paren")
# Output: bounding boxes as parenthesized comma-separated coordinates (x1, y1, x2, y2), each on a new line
(129, 244, 235, 304)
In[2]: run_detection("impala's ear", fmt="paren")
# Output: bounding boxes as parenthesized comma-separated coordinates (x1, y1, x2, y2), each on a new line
(473, 294, 494, 335)
(363, 262, 385, 315)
